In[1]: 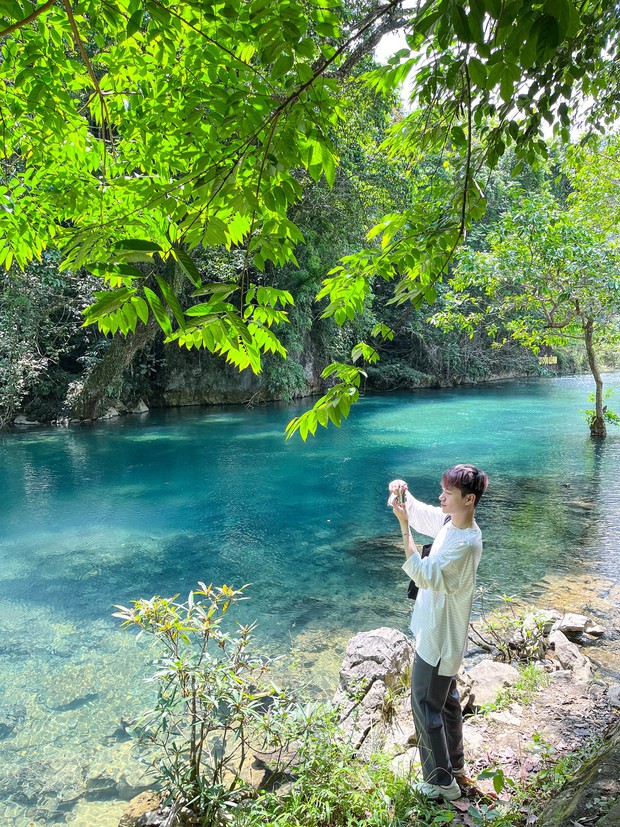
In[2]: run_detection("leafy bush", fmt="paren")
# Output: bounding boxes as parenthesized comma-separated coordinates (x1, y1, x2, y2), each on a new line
(469, 594, 551, 663)
(115, 584, 315, 824)
(236, 715, 438, 827)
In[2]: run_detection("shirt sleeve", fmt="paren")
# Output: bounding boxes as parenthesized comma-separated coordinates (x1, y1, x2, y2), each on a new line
(402, 533, 476, 594)
(404, 492, 445, 538)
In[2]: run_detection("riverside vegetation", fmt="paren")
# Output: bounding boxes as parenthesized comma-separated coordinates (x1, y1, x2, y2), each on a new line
(114, 584, 620, 827)
(2, 3, 620, 435)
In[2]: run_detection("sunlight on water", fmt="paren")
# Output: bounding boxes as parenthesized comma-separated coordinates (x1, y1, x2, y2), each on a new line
(0, 373, 619, 825)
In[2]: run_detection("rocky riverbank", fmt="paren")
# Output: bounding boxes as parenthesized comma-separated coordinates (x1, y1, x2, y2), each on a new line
(119, 596, 620, 827)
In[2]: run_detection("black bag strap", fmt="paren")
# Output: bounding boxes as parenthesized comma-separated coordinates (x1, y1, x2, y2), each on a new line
(407, 515, 450, 600)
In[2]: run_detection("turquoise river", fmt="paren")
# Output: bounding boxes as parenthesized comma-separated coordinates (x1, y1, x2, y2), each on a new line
(1, 372, 620, 826)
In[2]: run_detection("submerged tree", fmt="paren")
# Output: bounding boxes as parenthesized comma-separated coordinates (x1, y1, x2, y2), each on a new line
(2, 0, 620, 433)
(434, 194, 620, 437)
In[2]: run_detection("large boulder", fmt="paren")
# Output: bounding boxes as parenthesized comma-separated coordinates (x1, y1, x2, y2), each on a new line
(333, 627, 414, 754)
(551, 613, 606, 638)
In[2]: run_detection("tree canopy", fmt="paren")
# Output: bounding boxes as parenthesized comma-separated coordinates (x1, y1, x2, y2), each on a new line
(2, 0, 620, 435)
(435, 191, 620, 435)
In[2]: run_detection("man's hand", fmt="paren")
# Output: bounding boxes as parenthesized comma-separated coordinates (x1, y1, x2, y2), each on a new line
(388, 479, 409, 525)
(387, 478, 408, 505)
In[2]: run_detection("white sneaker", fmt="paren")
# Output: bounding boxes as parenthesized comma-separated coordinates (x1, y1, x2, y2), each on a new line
(414, 778, 461, 801)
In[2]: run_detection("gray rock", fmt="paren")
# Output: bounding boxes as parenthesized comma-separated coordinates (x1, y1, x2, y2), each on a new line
(98, 407, 121, 420)
(14, 414, 39, 426)
(456, 666, 474, 709)
(551, 613, 591, 634)
(333, 627, 414, 754)
(548, 630, 593, 683)
(118, 791, 162, 827)
(131, 400, 149, 414)
(584, 620, 606, 637)
(608, 684, 620, 709)
(465, 659, 520, 709)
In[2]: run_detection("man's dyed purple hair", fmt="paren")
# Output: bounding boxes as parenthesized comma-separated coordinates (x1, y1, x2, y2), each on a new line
(441, 464, 489, 505)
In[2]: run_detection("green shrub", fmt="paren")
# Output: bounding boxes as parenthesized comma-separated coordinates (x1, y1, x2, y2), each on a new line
(115, 584, 314, 824)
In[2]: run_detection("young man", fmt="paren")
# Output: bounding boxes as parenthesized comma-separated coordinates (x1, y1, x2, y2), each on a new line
(389, 464, 489, 802)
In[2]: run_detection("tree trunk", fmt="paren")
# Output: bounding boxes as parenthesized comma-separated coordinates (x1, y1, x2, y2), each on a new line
(69, 318, 160, 419)
(583, 317, 606, 438)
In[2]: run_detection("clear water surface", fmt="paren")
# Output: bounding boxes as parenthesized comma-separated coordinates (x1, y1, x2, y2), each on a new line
(1, 373, 619, 826)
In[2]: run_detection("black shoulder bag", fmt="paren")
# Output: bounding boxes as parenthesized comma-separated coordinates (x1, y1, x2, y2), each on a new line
(407, 516, 450, 600)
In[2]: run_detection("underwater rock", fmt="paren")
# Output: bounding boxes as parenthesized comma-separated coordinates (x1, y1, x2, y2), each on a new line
(0, 706, 25, 740)
(87, 745, 152, 801)
(42, 663, 100, 711)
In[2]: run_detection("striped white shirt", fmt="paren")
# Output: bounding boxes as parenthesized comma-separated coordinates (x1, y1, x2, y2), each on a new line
(401, 493, 482, 677)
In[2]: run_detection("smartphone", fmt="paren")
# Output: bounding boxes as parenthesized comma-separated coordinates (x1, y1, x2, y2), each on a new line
(397, 489, 406, 505)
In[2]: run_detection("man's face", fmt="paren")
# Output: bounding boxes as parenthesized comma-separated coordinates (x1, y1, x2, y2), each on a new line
(438, 485, 472, 517)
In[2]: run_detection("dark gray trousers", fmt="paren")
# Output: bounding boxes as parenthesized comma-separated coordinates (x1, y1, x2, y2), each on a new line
(411, 653, 464, 786)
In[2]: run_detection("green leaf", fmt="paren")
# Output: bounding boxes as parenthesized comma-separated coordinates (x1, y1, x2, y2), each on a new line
(172, 248, 202, 288)
(131, 296, 149, 325)
(87, 262, 145, 279)
(271, 53, 294, 79)
(468, 57, 487, 88)
(144, 286, 173, 336)
(155, 275, 186, 329)
(202, 218, 228, 247)
(126, 9, 144, 38)
(113, 239, 163, 253)
(83, 288, 136, 325)
(450, 6, 472, 42)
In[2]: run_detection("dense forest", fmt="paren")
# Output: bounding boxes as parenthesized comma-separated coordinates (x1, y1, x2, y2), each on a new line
(2, 100, 618, 432)
(1, 0, 619, 437)
(0, 127, 587, 429)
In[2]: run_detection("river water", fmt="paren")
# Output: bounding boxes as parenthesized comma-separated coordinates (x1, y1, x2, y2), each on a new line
(1, 373, 619, 826)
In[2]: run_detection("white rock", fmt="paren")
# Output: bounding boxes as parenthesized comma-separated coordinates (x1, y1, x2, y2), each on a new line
(548, 630, 592, 683)
(551, 613, 590, 634)
(549, 669, 573, 680)
(584, 620, 606, 637)
(99, 407, 120, 420)
(334, 627, 414, 753)
(14, 415, 40, 426)
(462, 721, 486, 752)
(390, 747, 419, 779)
(132, 400, 149, 414)
(466, 660, 520, 709)
(488, 710, 522, 726)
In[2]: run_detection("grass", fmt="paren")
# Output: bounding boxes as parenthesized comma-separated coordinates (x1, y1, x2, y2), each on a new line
(479, 662, 550, 713)
(228, 703, 607, 827)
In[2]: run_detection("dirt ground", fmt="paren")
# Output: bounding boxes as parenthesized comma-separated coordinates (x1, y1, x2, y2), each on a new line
(450, 566, 620, 826)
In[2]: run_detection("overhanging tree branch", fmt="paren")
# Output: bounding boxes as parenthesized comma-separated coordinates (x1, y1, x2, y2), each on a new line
(0, 0, 55, 38)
